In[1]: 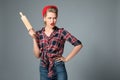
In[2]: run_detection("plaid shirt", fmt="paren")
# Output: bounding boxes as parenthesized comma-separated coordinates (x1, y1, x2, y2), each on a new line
(36, 26, 82, 77)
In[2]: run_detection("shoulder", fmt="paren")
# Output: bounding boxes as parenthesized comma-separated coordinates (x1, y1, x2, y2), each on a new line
(56, 27, 71, 37)
(59, 27, 70, 35)
(36, 27, 44, 35)
(55, 26, 66, 32)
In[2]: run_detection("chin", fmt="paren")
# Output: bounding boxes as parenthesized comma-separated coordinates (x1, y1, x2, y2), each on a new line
(50, 25, 55, 28)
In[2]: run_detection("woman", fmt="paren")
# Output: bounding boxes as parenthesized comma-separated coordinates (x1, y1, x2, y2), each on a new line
(28, 5, 83, 80)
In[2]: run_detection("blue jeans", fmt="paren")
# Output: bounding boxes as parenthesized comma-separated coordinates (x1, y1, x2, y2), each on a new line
(39, 61, 68, 80)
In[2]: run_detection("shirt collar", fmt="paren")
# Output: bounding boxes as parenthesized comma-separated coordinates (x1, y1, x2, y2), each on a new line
(41, 26, 59, 32)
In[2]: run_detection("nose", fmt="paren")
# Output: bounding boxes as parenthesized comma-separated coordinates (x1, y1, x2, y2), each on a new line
(51, 18, 54, 23)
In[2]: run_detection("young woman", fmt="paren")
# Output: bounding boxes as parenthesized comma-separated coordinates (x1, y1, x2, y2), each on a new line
(28, 5, 83, 80)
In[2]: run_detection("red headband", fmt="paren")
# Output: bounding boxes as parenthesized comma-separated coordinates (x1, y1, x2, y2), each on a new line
(42, 5, 58, 17)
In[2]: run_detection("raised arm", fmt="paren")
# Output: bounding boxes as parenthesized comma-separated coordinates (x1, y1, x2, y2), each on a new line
(19, 12, 40, 58)
(19, 12, 36, 38)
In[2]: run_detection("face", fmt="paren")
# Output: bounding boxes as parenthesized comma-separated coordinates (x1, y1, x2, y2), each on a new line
(44, 12, 57, 28)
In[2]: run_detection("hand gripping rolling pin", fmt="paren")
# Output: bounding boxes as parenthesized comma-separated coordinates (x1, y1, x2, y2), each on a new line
(19, 12, 33, 32)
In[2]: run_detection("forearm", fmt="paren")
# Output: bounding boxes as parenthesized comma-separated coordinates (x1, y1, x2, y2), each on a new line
(33, 39, 40, 58)
(65, 44, 83, 62)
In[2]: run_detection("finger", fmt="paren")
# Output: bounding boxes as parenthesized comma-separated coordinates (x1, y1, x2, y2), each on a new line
(33, 34, 37, 37)
(56, 59, 62, 62)
(55, 58, 60, 61)
(55, 58, 62, 61)
(31, 33, 37, 38)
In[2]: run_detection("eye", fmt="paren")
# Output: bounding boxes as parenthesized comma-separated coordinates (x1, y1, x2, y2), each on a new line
(54, 17, 57, 19)
(48, 17, 51, 19)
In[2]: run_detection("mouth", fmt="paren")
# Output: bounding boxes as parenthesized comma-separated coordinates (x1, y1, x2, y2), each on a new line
(50, 23, 55, 26)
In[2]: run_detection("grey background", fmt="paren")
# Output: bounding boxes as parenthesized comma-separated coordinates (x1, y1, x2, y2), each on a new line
(0, 0, 120, 80)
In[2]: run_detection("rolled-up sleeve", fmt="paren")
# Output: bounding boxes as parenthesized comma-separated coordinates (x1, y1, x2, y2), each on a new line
(62, 29, 82, 46)
(35, 31, 41, 48)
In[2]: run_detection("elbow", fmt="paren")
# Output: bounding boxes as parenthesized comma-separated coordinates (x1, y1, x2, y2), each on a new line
(34, 53, 40, 59)
(80, 44, 83, 48)
(75, 40, 83, 49)
(77, 44, 83, 51)
(33, 50, 40, 59)
(78, 43, 83, 49)
(35, 55, 40, 59)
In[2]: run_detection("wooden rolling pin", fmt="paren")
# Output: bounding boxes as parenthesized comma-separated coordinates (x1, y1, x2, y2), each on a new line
(19, 12, 33, 31)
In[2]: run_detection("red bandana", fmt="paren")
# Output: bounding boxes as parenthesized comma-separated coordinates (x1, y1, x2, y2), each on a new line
(42, 5, 58, 17)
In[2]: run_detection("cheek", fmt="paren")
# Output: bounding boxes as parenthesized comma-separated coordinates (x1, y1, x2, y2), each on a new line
(47, 20, 51, 24)
(44, 19, 50, 24)
(54, 19, 57, 23)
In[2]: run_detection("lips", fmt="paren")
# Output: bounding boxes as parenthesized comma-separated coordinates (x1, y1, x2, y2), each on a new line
(50, 23, 55, 26)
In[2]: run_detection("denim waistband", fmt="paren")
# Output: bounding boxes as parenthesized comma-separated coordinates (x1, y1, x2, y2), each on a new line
(40, 60, 64, 66)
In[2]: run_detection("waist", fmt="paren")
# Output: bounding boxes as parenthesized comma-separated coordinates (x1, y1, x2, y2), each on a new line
(40, 59, 64, 66)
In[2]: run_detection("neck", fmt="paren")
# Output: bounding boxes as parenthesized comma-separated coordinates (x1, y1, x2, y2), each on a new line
(44, 26, 54, 37)
(45, 26, 53, 32)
